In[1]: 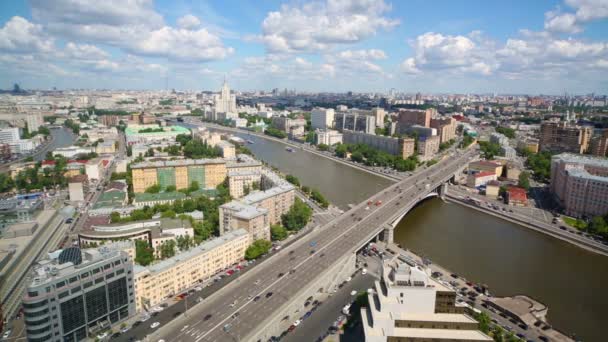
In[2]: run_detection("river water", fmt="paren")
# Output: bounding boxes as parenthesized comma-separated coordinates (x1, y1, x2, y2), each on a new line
(201, 125, 605, 341)
(33, 127, 76, 161)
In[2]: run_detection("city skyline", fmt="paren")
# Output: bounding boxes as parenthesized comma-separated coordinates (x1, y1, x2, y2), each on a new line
(0, 0, 607, 94)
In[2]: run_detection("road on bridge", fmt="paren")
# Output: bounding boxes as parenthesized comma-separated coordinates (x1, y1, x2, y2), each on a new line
(149, 148, 478, 342)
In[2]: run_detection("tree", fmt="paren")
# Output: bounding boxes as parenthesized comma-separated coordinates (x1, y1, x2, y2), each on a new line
(161, 210, 176, 219)
(0, 173, 14, 193)
(264, 127, 287, 139)
(110, 212, 122, 223)
(176, 235, 193, 251)
(335, 144, 348, 158)
(317, 143, 329, 151)
(37, 126, 50, 136)
(301, 185, 311, 195)
(473, 312, 491, 334)
(189, 181, 200, 192)
(305, 131, 315, 144)
(588, 216, 608, 236)
(160, 240, 176, 259)
(285, 174, 300, 187)
(165, 185, 176, 192)
(271, 224, 288, 241)
(495, 126, 516, 139)
(281, 198, 313, 231)
(245, 239, 272, 260)
(518, 171, 530, 190)
(135, 240, 154, 266)
(145, 184, 161, 193)
(526, 151, 552, 182)
(460, 135, 475, 148)
(310, 189, 329, 208)
(478, 141, 501, 159)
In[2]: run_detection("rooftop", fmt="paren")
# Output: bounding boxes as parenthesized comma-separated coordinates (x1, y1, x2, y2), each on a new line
(133, 191, 187, 202)
(131, 158, 226, 169)
(125, 125, 190, 136)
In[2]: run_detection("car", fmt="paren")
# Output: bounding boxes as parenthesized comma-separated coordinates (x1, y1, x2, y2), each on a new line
(350, 290, 357, 296)
(293, 319, 301, 326)
(310, 250, 315, 254)
(450, 273, 459, 278)
(253, 295, 261, 302)
(120, 326, 130, 333)
(194, 286, 203, 291)
(361, 268, 367, 275)
(150, 322, 161, 329)
(204, 314, 213, 321)
(345, 276, 352, 282)
(2, 330, 12, 339)
(132, 321, 141, 328)
(232, 312, 240, 319)
(538, 336, 549, 342)
(266, 292, 273, 298)
(111, 332, 121, 339)
(278, 272, 284, 278)
(140, 315, 150, 322)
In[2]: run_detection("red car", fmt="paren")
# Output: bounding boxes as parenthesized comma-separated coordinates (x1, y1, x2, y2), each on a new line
(226, 270, 234, 276)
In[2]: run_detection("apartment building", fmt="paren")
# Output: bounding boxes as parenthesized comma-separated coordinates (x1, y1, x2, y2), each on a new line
(590, 129, 608, 157)
(430, 117, 457, 143)
(271, 116, 306, 133)
(361, 258, 492, 342)
(125, 124, 191, 145)
(468, 161, 503, 177)
(372, 108, 386, 127)
(539, 121, 592, 154)
(334, 111, 376, 135)
(131, 159, 227, 193)
(228, 170, 262, 199)
(490, 132, 508, 146)
(343, 130, 415, 159)
(396, 108, 433, 134)
(217, 140, 236, 158)
(311, 108, 335, 130)
(417, 135, 440, 161)
(133, 229, 249, 312)
(22, 246, 135, 342)
(550, 153, 608, 218)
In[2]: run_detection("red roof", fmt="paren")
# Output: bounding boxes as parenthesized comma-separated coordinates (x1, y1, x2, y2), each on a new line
(474, 171, 496, 178)
(507, 187, 528, 202)
(41, 160, 55, 165)
(102, 160, 110, 167)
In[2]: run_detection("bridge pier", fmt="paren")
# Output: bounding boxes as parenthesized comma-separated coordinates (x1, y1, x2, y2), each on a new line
(380, 225, 394, 244)
(438, 182, 449, 198)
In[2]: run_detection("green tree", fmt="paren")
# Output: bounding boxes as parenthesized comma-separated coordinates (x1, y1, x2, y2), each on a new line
(285, 174, 300, 187)
(0, 173, 15, 193)
(165, 185, 176, 192)
(478, 141, 501, 159)
(317, 143, 329, 151)
(160, 240, 176, 259)
(473, 311, 491, 334)
(264, 127, 287, 139)
(145, 184, 161, 193)
(245, 239, 272, 260)
(281, 198, 313, 230)
(335, 144, 348, 158)
(176, 235, 193, 251)
(189, 181, 200, 192)
(110, 212, 121, 223)
(135, 240, 154, 266)
(161, 210, 176, 219)
(495, 126, 516, 139)
(310, 189, 329, 208)
(518, 171, 530, 190)
(588, 216, 608, 236)
(460, 135, 475, 148)
(526, 151, 552, 182)
(270, 224, 288, 241)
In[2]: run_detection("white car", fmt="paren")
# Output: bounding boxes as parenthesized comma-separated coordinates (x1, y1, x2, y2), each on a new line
(345, 277, 352, 282)
(120, 327, 130, 333)
(2, 330, 12, 339)
(362, 268, 367, 275)
(194, 286, 203, 291)
(293, 320, 301, 326)
(150, 322, 161, 329)
(350, 290, 357, 296)
(140, 315, 150, 322)
(96, 332, 109, 340)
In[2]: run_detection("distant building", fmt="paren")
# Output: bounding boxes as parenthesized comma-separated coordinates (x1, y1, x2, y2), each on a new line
(314, 129, 343, 146)
(396, 108, 433, 134)
(228, 170, 262, 199)
(517, 139, 539, 154)
(217, 140, 236, 159)
(401, 125, 437, 138)
(372, 108, 386, 128)
(271, 116, 306, 136)
(334, 111, 376, 135)
(124, 124, 191, 146)
(590, 129, 608, 157)
(417, 135, 440, 161)
(506, 186, 528, 206)
(490, 132, 509, 146)
(214, 80, 237, 114)
(22, 246, 135, 341)
(500, 145, 517, 159)
(550, 153, 608, 218)
(343, 130, 415, 159)
(539, 121, 592, 154)
(485, 180, 500, 198)
(26, 112, 43, 132)
(361, 258, 492, 342)
(311, 108, 335, 130)
(68, 175, 88, 202)
(467, 171, 497, 188)
(0, 196, 43, 230)
(468, 161, 503, 177)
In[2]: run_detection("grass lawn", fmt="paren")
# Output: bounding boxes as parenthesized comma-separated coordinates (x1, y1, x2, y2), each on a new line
(562, 216, 587, 230)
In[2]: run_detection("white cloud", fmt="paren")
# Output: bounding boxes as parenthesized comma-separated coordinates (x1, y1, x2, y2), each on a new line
(544, 0, 608, 33)
(63, 42, 109, 60)
(0, 16, 53, 54)
(177, 15, 201, 30)
(258, 0, 399, 53)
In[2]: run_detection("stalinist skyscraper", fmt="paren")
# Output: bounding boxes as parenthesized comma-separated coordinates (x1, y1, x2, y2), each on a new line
(213, 78, 237, 113)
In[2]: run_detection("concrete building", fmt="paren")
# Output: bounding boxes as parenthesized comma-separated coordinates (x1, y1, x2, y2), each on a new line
(590, 129, 608, 157)
(314, 129, 343, 146)
(78, 218, 194, 259)
(194, 129, 222, 147)
(361, 258, 492, 342)
(95, 140, 116, 154)
(311, 108, 335, 130)
(550, 153, 608, 218)
(490, 132, 509, 146)
(217, 140, 236, 159)
(218, 202, 269, 241)
(271, 116, 306, 135)
(417, 135, 440, 161)
(53, 146, 95, 158)
(68, 175, 87, 202)
(517, 139, 539, 154)
(0, 127, 20, 144)
(124, 124, 191, 146)
(133, 229, 249, 312)
(401, 125, 437, 138)
(0, 196, 43, 231)
(396, 109, 433, 134)
(468, 161, 503, 178)
(213, 80, 237, 114)
(343, 130, 415, 159)
(22, 246, 135, 341)
(539, 121, 592, 154)
(506, 187, 528, 206)
(485, 180, 500, 198)
(467, 171, 498, 188)
(131, 158, 227, 193)
(334, 112, 376, 135)
(26, 112, 43, 132)
(85, 158, 104, 181)
(228, 170, 262, 199)
(500, 145, 517, 159)
(430, 117, 457, 143)
(372, 108, 386, 128)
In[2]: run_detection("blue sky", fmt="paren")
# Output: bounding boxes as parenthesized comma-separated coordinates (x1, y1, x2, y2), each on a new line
(0, 0, 607, 94)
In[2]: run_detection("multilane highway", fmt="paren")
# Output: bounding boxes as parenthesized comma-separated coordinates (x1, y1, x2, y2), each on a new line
(151, 148, 478, 342)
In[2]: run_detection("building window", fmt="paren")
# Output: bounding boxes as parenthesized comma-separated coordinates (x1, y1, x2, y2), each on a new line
(60, 296, 85, 334)
(85, 285, 108, 321)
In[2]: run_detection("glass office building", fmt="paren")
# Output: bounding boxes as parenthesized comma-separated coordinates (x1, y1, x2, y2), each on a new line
(22, 245, 135, 341)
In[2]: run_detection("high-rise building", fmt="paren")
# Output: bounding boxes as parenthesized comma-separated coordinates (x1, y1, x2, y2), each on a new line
(550, 153, 608, 218)
(430, 117, 457, 143)
(213, 80, 237, 113)
(372, 107, 386, 127)
(0, 127, 20, 144)
(417, 135, 440, 161)
(131, 159, 228, 193)
(539, 121, 592, 154)
(590, 129, 608, 157)
(334, 112, 376, 134)
(26, 113, 43, 132)
(361, 258, 492, 342)
(343, 130, 415, 159)
(311, 108, 335, 130)
(22, 245, 135, 342)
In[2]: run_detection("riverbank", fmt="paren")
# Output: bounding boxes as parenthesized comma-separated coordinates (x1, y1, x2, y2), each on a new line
(181, 119, 401, 182)
(444, 188, 608, 257)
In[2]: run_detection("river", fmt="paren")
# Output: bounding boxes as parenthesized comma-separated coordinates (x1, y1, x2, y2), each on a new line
(201, 124, 604, 341)
(33, 127, 76, 161)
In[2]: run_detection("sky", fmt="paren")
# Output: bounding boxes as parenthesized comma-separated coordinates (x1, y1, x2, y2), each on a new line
(0, 0, 607, 94)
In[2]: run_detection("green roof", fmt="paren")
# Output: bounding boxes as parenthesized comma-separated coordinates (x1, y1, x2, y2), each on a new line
(125, 125, 190, 136)
(133, 191, 187, 202)
(92, 191, 127, 209)
(189, 189, 219, 198)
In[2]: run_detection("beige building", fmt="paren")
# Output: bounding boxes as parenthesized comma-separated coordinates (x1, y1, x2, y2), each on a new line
(396, 108, 433, 134)
(314, 129, 343, 146)
(228, 170, 262, 199)
(372, 107, 386, 127)
(485, 181, 500, 198)
(590, 129, 608, 157)
(362, 258, 492, 342)
(131, 159, 227, 193)
(194, 129, 222, 147)
(550, 153, 608, 218)
(539, 121, 592, 154)
(430, 117, 457, 143)
(468, 161, 503, 177)
(343, 130, 416, 159)
(219, 201, 269, 241)
(217, 140, 236, 158)
(133, 229, 250, 312)
(517, 139, 539, 154)
(417, 135, 440, 161)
